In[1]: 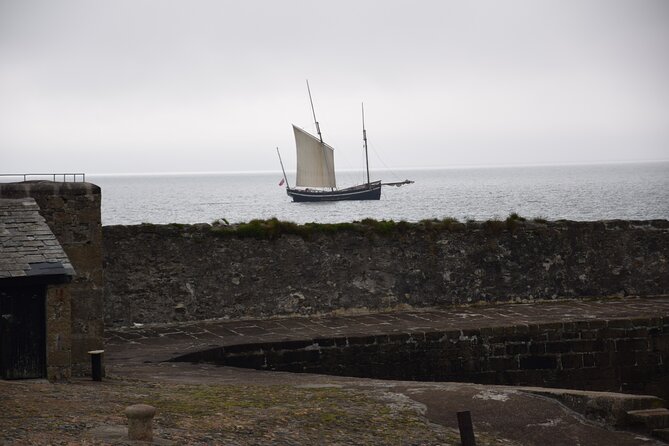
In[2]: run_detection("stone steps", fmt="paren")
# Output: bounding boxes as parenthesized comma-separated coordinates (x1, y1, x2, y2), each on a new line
(654, 429, 669, 442)
(520, 387, 665, 426)
(521, 387, 669, 443)
(625, 408, 669, 442)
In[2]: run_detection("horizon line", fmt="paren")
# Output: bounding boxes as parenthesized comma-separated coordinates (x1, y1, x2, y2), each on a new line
(82, 158, 669, 177)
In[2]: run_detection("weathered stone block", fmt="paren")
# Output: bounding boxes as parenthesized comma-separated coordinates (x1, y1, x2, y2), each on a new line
(546, 341, 571, 354)
(529, 342, 547, 355)
(506, 343, 528, 355)
(479, 327, 494, 337)
(519, 355, 558, 370)
(608, 319, 635, 329)
(347, 335, 379, 346)
(580, 330, 598, 340)
(615, 338, 648, 353)
(502, 369, 548, 386)
(582, 353, 596, 368)
(611, 352, 638, 367)
(570, 339, 604, 353)
(593, 351, 612, 367)
(653, 334, 669, 351)
(490, 344, 507, 356)
(541, 322, 564, 331)
(46, 350, 71, 367)
(560, 354, 584, 369)
(547, 331, 564, 341)
(313, 337, 336, 347)
(47, 365, 71, 382)
(625, 327, 649, 338)
(587, 320, 608, 330)
(599, 328, 626, 339)
(487, 356, 519, 371)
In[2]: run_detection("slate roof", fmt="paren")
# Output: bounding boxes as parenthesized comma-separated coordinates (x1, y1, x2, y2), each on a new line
(0, 198, 75, 280)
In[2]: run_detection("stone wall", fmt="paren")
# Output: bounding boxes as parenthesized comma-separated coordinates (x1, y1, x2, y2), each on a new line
(174, 315, 669, 400)
(103, 219, 669, 326)
(45, 283, 71, 381)
(0, 181, 104, 376)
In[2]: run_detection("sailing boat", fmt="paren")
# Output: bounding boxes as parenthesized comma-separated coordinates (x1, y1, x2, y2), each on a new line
(277, 82, 412, 203)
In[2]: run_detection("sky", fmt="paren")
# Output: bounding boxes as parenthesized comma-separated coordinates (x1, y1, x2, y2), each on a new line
(1, 0, 668, 175)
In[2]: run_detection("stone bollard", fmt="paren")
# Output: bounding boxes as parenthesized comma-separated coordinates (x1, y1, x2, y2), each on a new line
(125, 404, 156, 441)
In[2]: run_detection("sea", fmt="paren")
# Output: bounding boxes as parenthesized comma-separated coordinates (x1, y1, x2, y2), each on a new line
(88, 161, 669, 226)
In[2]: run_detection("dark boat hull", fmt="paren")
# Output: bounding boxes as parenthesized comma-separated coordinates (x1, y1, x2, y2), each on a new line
(287, 181, 382, 202)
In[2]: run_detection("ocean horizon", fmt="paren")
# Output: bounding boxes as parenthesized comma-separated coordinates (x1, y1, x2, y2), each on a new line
(81, 161, 669, 227)
(84, 158, 669, 178)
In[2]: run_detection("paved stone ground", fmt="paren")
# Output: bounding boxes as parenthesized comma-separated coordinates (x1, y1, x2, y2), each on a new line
(106, 295, 669, 364)
(91, 296, 669, 445)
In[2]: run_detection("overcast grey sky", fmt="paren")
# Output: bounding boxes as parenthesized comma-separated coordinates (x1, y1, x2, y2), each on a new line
(1, 0, 668, 174)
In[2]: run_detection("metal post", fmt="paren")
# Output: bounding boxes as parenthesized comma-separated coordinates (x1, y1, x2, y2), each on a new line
(88, 350, 104, 381)
(457, 411, 476, 446)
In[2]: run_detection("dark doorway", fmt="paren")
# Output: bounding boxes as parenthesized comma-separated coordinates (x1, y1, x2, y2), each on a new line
(0, 285, 46, 379)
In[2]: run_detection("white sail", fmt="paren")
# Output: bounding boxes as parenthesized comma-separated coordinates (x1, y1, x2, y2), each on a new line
(293, 125, 336, 188)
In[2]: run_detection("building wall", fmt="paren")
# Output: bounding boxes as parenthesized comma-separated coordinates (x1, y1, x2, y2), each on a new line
(0, 182, 103, 376)
(45, 283, 71, 381)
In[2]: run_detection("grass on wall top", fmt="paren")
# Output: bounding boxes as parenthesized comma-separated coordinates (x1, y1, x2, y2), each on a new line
(207, 213, 535, 240)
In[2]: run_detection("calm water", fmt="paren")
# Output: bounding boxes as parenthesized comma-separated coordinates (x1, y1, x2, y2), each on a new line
(88, 162, 669, 226)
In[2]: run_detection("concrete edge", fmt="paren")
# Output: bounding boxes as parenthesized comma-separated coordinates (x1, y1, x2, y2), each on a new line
(517, 386, 666, 426)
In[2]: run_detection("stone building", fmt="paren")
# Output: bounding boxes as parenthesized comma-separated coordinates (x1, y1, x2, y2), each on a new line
(0, 198, 75, 380)
(0, 181, 103, 377)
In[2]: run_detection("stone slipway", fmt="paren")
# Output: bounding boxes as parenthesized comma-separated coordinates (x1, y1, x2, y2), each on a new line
(104, 296, 669, 445)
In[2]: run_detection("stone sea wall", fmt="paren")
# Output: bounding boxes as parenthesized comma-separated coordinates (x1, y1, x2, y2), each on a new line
(102, 219, 669, 327)
(174, 315, 669, 401)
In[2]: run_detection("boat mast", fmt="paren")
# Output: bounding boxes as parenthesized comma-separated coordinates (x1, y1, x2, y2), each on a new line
(306, 80, 323, 143)
(305, 80, 334, 191)
(362, 103, 370, 186)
